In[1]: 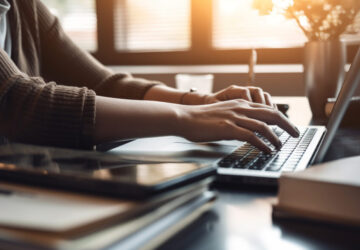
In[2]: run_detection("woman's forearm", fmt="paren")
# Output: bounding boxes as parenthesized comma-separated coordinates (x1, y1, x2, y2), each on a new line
(94, 95, 299, 153)
(94, 96, 181, 144)
(144, 85, 206, 105)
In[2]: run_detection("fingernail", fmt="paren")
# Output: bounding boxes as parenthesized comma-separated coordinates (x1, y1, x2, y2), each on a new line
(295, 127, 300, 137)
(265, 147, 272, 154)
(276, 140, 282, 150)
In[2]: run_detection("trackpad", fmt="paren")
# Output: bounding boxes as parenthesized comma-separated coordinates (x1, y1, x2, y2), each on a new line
(109, 136, 245, 162)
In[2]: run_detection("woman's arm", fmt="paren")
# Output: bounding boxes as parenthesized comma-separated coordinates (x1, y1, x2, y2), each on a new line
(94, 96, 180, 143)
(144, 84, 207, 105)
(144, 83, 276, 107)
(36, 0, 160, 100)
(95, 96, 299, 153)
(0, 47, 96, 149)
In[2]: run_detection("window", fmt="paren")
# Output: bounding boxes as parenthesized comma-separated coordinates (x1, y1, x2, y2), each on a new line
(213, 0, 360, 49)
(114, 0, 191, 52)
(342, 13, 360, 44)
(41, 0, 97, 51)
(41, 0, 360, 65)
(213, 0, 307, 49)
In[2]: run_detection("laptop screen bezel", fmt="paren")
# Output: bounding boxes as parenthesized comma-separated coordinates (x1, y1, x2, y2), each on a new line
(314, 46, 360, 163)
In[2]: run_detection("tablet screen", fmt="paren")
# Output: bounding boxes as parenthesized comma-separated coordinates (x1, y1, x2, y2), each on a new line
(91, 163, 208, 185)
(0, 161, 210, 186)
(0, 144, 214, 195)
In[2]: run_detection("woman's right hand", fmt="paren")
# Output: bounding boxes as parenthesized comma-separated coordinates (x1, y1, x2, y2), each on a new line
(177, 99, 300, 153)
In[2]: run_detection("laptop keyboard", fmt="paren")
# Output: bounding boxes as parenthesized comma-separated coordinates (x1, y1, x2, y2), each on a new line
(217, 127, 317, 172)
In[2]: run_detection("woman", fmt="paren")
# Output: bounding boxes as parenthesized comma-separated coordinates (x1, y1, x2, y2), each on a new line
(0, 0, 299, 153)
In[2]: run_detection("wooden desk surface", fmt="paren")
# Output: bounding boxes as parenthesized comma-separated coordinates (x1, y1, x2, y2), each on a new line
(159, 97, 360, 250)
(160, 185, 360, 250)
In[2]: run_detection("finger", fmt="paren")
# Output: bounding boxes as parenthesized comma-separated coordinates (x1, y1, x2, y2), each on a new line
(234, 116, 282, 149)
(238, 87, 252, 102)
(264, 92, 273, 107)
(243, 108, 300, 138)
(273, 103, 279, 110)
(234, 127, 272, 153)
(248, 87, 266, 105)
(228, 86, 252, 102)
(248, 101, 275, 110)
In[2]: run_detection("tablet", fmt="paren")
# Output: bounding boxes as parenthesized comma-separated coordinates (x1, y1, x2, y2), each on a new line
(0, 161, 215, 199)
(0, 146, 215, 200)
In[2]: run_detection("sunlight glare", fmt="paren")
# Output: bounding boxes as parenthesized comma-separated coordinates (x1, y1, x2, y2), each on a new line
(213, 0, 308, 49)
(218, 0, 242, 15)
(299, 15, 309, 28)
(272, 0, 294, 9)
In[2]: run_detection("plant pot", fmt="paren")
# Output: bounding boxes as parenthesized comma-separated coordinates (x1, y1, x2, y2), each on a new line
(304, 40, 346, 122)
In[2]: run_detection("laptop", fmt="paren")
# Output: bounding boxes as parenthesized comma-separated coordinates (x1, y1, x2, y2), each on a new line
(110, 48, 360, 186)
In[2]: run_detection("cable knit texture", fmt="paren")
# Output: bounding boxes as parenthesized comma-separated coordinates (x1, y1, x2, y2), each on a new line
(0, 0, 161, 149)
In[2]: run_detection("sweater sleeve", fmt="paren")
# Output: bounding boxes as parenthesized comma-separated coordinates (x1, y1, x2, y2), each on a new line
(0, 49, 96, 149)
(36, 0, 162, 100)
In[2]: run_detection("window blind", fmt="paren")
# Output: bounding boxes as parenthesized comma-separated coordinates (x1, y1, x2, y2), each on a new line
(41, 0, 97, 51)
(115, 0, 191, 52)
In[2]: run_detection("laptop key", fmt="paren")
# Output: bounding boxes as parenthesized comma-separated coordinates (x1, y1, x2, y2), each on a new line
(234, 161, 248, 169)
(249, 160, 268, 170)
(218, 160, 232, 168)
(249, 164, 264, 170)
(266, 163, 284, 172)
(237, 157, 254, 167)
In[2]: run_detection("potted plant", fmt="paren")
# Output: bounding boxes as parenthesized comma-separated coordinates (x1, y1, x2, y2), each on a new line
(252, 0, 360, 121)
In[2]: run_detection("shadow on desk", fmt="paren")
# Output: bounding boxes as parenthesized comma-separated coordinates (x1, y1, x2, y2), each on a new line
(160, 200, 360, 250)
(273, 219, 360, 250)
(159, 211, 219, 250)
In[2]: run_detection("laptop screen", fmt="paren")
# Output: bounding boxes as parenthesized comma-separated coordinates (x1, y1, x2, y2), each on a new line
(314, 46, 360, 163)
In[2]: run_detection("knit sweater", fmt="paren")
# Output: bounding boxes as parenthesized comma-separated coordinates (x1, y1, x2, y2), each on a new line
(0, 0, 161, 149)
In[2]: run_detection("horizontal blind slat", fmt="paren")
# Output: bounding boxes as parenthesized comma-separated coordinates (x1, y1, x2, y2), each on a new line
(114, 0, 191, 52)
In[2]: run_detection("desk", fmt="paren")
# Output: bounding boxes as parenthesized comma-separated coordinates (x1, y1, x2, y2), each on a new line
(1, 97, 359, 250)
(159, 97, 360, 250)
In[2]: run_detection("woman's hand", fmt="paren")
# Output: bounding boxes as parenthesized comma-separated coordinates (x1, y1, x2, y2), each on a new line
(96, 95, 298, 154)
(204, 85, 275, 107)
(177, 99, 299, 153)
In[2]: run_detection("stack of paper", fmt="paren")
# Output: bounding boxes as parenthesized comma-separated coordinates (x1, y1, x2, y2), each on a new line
(0, 181, 216, 250)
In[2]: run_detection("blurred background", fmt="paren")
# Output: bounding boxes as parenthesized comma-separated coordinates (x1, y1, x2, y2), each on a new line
(40, 0, 360, 96)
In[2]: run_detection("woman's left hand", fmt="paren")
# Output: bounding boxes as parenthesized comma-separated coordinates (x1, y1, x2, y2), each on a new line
(204, 85, 275, 108)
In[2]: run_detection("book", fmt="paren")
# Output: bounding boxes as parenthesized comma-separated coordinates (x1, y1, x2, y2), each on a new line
(0, 187, 216, 250)
(273, 156, 360, 227)
(76, 191, 216, 250)
(0, 178, 210, 236)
